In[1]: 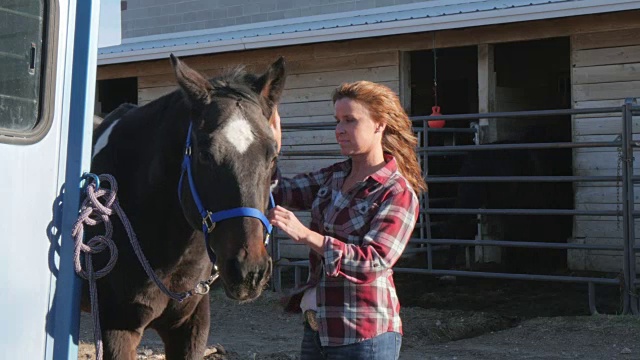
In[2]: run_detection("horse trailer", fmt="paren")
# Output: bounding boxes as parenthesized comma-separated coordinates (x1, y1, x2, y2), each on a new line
(0, 1, 119, 358)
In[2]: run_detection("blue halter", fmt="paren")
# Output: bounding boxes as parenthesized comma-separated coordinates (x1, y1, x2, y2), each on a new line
(178, 123, 275, 264)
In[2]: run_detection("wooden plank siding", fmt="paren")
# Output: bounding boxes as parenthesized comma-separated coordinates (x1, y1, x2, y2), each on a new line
(570, 27, 640, 273)
(97, 10, 640, 264)
(98, 10, 640, 81)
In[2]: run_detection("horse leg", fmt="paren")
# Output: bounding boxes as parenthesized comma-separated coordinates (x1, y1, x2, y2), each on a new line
(102, 328, 143, 360)
(157, 295, 211, 360)
(98, 301, 155, 360)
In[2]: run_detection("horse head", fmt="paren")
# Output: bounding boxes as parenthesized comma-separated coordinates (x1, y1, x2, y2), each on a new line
(171, 54, 285, 301)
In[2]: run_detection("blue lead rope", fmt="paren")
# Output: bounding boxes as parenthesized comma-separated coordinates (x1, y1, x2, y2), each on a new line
(178, 123, 274, 264)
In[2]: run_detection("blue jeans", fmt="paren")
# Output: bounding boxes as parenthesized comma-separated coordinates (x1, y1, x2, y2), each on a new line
(300, 323, 402, 360)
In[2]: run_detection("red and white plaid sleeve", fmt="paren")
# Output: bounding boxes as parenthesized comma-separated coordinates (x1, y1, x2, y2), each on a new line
(272, 164, 336, 211)
(322, 186, 419, 284)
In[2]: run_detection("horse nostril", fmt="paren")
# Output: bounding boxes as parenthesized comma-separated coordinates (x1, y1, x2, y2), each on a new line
(227, 258, 246, 282)
(261, 258, 273, 284)
(266, 258, 273, 277)
(237, 248, 248, 261)
(249, 258, 272, 288)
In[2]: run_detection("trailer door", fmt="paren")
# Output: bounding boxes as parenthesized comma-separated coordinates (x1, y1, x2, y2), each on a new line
(0, 1, 104, 359)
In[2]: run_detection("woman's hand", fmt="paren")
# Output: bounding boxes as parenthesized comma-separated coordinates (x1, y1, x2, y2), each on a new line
(269, 106, 282, 154)
(269, 205, 325, 254)
(268, 206, 308, 242)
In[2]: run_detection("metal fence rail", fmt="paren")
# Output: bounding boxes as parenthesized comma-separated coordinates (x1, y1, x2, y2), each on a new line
(271, 98, 640, 316)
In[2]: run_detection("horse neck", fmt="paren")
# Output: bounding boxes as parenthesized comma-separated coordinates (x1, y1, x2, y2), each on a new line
(116, 93, 191, 217)
(148, 94, 191, 169)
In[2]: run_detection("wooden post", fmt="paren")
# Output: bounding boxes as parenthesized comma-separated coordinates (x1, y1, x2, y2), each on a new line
(399, 51, 412, 114)
(477, 43, 496, 144)
(476, 43, 502, 265)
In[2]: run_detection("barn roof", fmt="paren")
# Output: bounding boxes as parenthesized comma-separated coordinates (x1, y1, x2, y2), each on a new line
(98, 0, 640, 65)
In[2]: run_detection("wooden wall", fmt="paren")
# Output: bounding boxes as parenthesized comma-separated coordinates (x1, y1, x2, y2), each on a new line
(570, 27, 640, 273)
(97, 10, 640, 263)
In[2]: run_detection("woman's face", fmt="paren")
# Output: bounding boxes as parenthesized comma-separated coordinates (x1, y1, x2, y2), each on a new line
(334, 98, 384, 157)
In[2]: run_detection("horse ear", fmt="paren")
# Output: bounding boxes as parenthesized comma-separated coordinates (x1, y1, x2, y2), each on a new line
(255, 57, 286, 114)
(170, 54, 213, 105)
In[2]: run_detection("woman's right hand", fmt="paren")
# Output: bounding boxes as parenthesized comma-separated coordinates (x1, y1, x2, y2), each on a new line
(268, 205, 325, 254)
(270, 106, 282, 154)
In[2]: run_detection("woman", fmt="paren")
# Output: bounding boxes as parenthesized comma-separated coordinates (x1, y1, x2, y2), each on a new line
(269, 81, 426, 359)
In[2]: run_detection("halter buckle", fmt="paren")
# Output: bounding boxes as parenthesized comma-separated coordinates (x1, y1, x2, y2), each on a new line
(185, 146, 192, 156)
(203, 211, 216, 233)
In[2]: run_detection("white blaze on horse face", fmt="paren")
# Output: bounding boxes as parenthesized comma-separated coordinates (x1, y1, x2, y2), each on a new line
(92, 119, 120, 159)
(222, 112, 255, 154)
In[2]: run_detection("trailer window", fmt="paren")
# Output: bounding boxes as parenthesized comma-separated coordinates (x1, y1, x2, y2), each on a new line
(0, 1, 45, 132)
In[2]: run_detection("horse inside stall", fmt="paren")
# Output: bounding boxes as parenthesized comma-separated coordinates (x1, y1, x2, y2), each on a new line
(445, 142, 573, 273)
(85, 54, 285, 360)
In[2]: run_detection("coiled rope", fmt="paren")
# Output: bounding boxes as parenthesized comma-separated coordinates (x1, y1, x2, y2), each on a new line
(72, 174, 217, 360)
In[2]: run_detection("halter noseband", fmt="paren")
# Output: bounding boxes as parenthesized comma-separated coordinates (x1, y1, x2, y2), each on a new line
(178, 123, 274, 264)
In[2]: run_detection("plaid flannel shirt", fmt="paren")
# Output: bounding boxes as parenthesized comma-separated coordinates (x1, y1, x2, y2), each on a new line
(273, 154, 420, 346)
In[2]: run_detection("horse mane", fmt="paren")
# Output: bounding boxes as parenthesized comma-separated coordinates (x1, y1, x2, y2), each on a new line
(209, 66, 263, 106)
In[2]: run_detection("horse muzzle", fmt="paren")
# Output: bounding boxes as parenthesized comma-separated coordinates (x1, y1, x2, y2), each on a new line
(221, 255, 272, 301)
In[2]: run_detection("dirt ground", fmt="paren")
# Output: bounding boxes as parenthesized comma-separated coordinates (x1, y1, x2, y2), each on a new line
(79, 272, 640, 360)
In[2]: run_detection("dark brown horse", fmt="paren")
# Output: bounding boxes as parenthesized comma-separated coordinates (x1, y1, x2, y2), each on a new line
(85, 54, 285, 359)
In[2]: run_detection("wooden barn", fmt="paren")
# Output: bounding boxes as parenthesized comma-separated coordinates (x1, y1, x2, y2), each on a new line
(96, 0, 640, 275)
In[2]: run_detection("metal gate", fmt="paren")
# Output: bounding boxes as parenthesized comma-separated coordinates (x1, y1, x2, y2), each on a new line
(271, 99, 639, 316)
